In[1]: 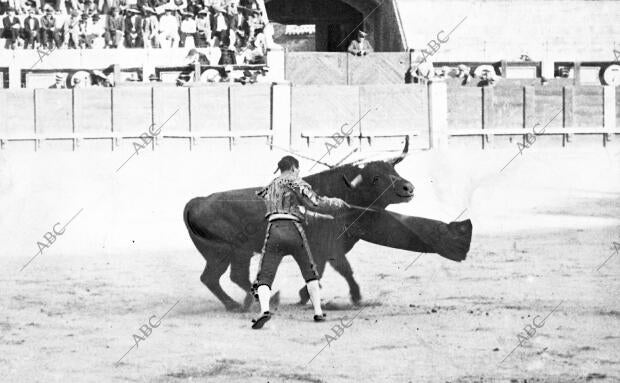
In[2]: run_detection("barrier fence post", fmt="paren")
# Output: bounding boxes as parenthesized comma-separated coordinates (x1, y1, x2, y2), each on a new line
(427, 80, 448, 149)
(271, 81, 292, 149)
(482, 86, 494, 148)
(266, 49, 285, 82)
(603, 85, 615, 144)
(563, 86, 575, 146)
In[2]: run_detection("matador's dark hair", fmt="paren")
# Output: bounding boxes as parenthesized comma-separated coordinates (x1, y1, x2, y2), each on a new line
(277, 155, 299, 172)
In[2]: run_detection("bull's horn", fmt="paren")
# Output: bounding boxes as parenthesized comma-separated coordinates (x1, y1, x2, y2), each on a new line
(343, 174, 363, 188)
(388, 136, 409, 166)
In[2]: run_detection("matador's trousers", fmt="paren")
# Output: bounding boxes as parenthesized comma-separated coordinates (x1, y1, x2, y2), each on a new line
(254, 219, 319, 289)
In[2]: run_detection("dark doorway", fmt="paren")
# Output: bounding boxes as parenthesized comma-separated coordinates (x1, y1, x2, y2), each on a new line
(326, 23, 359, 52)
(266, 0, 363, 52)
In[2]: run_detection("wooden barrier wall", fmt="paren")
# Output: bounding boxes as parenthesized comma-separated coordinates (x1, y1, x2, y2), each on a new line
(285, 52, 410, 85)
(446, 84, 617, 148)
(0, 82, 617, 153)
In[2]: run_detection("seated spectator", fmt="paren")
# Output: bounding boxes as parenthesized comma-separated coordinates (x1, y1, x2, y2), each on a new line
(158, 7, 178, 47)
(179, 10, 196, 47)
(245, 37, 264, 64)
(40, 5, 60, 49)
(22, 6, 40, 49)
(89, 12, 106, 47)
(63, 9, 80, 48)
(194, 8, 210, 47)
(2, 8, 21, 49)
(77, 12, 93, 48)
(246, 11, 262, 39)
(253, 26, 266, 53)
(141, 5, 159, 47)
(104, 6, 123, 48)
(347, 30, 372, 56)
(124, 7, 143, 47)
(53, 8, 66, 46)
(211, 5, 227, 46)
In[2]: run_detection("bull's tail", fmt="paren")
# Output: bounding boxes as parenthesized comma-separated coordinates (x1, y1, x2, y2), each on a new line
(436, 219, 472, 262)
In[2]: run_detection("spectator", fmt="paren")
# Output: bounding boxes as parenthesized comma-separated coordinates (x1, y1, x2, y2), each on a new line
(158, 7, 178, 47)
(124, 7, 143, 47)
(347, 30, 372, 56)
(53, 9, 66, 46)
(89, 12, 106, 47)
(246, 36, 264, 63)
(22, 7, 40, 49)
(141, 5, 158, 47)
(0, 0, 267, 56)
(40, 5, 59, 49)
(104, 6, 123, 48)
(456, 64, 471, 85)
(178, 10, 196, 47)
(49, 72, 66, 88)
(212, 5, 227, 46)
(2, 8, 21, 49)
(194, 8, 209, 47)
(63, 9, 80, 48)
(77, 12, 92, 47)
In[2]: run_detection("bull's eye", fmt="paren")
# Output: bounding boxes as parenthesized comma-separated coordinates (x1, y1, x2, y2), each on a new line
(372, 175, 380, 184)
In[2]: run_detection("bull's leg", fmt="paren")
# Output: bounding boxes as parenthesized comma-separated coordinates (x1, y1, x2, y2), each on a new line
(329, 255, 362, 305)
(298, 257, 328, 305)
(200, 258, 242, 312)
(229, 255, 254, 311)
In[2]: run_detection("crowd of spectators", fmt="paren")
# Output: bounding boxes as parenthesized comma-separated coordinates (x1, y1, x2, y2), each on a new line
(0, 0, 268, 65)
(407, 62, 500, 87)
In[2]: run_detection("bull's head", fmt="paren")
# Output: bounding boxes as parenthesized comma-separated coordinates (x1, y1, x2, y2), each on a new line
(307, 138, 414, 210)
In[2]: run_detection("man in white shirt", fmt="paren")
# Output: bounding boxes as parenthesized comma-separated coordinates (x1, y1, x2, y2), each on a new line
(179, 11, 196, 48)
(158, 7, 179, 47)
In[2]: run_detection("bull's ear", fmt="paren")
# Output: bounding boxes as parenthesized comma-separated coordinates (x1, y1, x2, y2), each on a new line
(343, 174, 363, 188)
(389, 136, 409, 166)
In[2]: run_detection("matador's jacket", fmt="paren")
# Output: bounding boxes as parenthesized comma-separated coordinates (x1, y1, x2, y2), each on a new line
(252, 174, 343, 289)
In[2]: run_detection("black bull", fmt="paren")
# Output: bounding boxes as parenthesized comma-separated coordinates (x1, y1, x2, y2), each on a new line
(183, 159, 472, 311)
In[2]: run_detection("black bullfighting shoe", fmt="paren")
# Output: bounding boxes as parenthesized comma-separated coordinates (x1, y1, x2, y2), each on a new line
(251, 311, 272, 329)
(313, 313, 327, 322)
